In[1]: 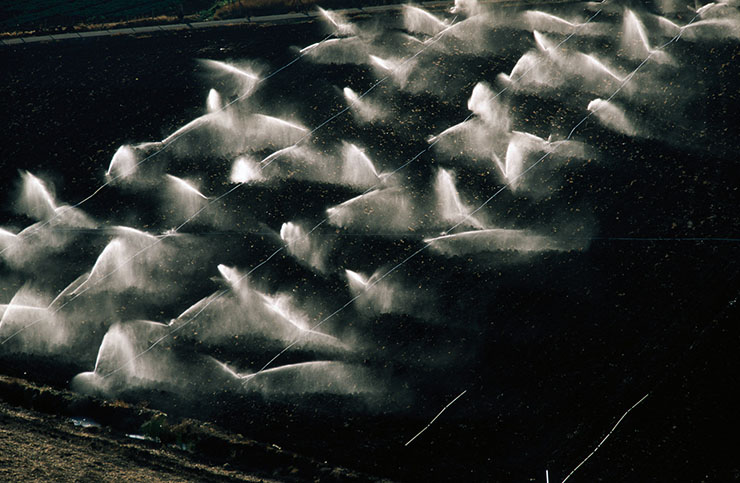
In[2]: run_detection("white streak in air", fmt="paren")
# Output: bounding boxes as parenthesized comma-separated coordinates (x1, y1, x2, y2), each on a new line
(405, 390, 467, 446)
(254, 114, 308, 133)
(341, 143, 381, 187)
(19, 172, 57, 220)
(201, 59, 259, 81)
(260, 292, 341, 342)
(343, 87, 384, 123)
(533, 30, 558, 53)
(581, 54, 625, 82)
(160, 113, 217, 145)
(230, 156, 264, 183)
(165, 174, 208, 200)
(107, 145, 138, 179)
(260, 145, 300, 166)
(317, 7, 357, 36)
(424, 228, 566, 255)
(403, 5, 450, 36)
(299, 42, 321, 54)
(561, 394, 650, 482)
(587, 99, 637, 136)
(241, 360, 333, 381)
(434, 169, 485, 230)
(427, 121, 468, 143)
(206, 88, 223, 113)
(369, 54, 394, 72)
(345, 269, 368, 289)
(523, 10, 589, 36)
(217, 263, 242, 287)
(622, 9, 672, 63)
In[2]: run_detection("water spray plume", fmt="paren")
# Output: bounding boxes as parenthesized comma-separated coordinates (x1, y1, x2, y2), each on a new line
(622, 9, 671, 63)
(403, 5, 450, 36)
(107, 145, 138, 180)
(18, 172, 57, 220)
(206, 88, 223, 113)
(434, 169, 485, 229)
(230, 156, 264, 183)
(317, 7, 356, 36)
(341, 143, 381, 187)
(587, 99, 638, 136)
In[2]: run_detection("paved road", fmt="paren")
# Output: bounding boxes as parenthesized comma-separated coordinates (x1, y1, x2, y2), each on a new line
(0, 1, 453, 46)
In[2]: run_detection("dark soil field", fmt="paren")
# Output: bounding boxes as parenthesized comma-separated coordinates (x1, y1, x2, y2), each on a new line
(1, 3, 739, 482)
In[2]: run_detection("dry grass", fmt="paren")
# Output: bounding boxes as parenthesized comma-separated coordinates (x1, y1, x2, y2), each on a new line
(213, 0, 320, 19)
(0, 14, 202, 39)
(73, 15, 184, 31)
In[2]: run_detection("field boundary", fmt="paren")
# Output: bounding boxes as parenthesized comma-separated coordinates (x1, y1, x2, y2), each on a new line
(0, 1, 442, 46)
(0, 0, 579, 46)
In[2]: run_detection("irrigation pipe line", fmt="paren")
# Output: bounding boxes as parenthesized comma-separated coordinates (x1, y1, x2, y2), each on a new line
(98, 14, 466, 375)
(3, 6, 697, 404)
(0, 10, 457, 352)
(246, 3, 610, 377)
(2, 3, 601, 363)
(108, 3, 607, 378)
(560, 393, 650, 482)
(7, 227, 738, 242)
(248, 6, 704, 386)
(404, 390, 468, 446)
(0, 9, 461, 349)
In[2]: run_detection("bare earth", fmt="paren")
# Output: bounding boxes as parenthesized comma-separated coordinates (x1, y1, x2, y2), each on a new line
(0, 401, 274, 483)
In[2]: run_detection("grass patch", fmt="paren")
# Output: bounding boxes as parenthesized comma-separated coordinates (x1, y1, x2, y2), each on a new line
(212, 0, 400, 19)
(0, 0, 212, 34)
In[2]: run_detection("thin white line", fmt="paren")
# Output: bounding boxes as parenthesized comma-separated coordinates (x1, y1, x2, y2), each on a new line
(243, 5, 608, 377)
(0, 32, 336, 257)
(560, 393, 649, 483)
(405, 390, 467, 446)
(0, 13, 459, 348)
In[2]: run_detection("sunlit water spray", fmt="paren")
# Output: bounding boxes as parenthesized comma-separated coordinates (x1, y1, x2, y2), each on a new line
(18, 171, 57, 220)
(214, 359, 370, 396)
(280, 221, 328, 273)
(327, 187, 415, 232)
(0, 286, 63, 350)
(343, 87, 384, 123)
(345, 269, 396, 314)
(434, 169, 485, 230)
(71, 321, 171, 396)
(206, 88, 223, 113)
(450, 0, 481, 16)
(344, 268, 428, 317)
(254, 114, 308, 134)
(403, 5, 450, 36)
(260, 292, 344, 347)
(318, 6, 356, 36)
(107, 145, 138, 181)
(587, 98, 638, 136)
(424, 228, 569, 256)
(160, 111, 233, 145)
(299, 37, 368, 65)
(523, 10, 587, 35)
(341, 143, 382, 188)
(200, 59, 260, 96)
(164, 174, 209, 222)
(70, 226, 164, 296)
(230, 156, 264, 183)
(369, 55, 415, 88)
(622, 9, 671, 63)
(467, 82, 511, 130)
